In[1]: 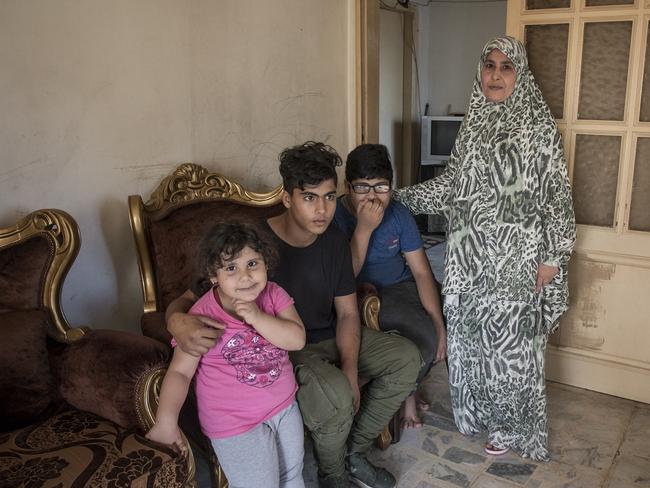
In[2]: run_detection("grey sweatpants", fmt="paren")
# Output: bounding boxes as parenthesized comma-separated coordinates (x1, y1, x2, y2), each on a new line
(210, 401, 305, 488)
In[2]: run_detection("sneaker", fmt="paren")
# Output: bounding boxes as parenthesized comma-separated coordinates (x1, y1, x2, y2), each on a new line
(318, 472, 350, 488)
(347, 453, 396, 488)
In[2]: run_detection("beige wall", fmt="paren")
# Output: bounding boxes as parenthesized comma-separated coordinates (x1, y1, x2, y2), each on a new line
(190, 1, 352, 188)
(379, 8, 404, 178)
(0, 0, 354, 331)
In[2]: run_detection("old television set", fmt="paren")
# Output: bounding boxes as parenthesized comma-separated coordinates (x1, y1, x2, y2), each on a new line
(421, 115, 464, 165)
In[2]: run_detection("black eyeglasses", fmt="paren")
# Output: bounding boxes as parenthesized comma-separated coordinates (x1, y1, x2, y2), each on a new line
(350, 183, 391, 194)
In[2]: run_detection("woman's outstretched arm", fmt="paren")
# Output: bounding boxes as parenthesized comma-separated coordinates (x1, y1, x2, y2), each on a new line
(393, 147, 460, 215)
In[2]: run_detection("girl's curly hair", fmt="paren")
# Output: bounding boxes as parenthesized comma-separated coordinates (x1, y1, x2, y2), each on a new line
(198, 221, 278, 279)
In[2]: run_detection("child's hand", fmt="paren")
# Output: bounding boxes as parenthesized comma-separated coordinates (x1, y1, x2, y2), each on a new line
(357, 199, 384, 233)
(146, 423, 187, 455)
(232, 299, 262, 324)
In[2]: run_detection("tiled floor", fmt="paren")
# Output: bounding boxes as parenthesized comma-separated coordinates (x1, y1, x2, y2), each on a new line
(302, 363, 650, 488)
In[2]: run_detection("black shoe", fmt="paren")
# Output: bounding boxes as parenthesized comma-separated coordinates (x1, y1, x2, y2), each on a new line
(318, 472, 351, 488)
(347, 453, 396, 488)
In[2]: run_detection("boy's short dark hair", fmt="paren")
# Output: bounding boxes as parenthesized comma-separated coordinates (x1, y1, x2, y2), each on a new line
(345, 144, 393, 184)
(198, 221, 278, 278)
(279, 141, 342, 193)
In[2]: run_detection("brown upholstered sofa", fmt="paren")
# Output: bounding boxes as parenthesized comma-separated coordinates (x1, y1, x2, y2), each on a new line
(0, 209, 194, 487)
(128, 163, 393, 487)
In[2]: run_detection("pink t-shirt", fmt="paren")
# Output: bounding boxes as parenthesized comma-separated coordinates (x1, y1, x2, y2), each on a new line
(181, 281, 298, 439)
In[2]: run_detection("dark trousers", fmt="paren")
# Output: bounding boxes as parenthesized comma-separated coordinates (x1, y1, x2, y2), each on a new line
(378, 280, 440, 384)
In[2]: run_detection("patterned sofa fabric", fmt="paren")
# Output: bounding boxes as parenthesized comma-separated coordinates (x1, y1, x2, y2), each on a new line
(0, 310, 55, 432)
(0, 209, 194, 487)
(0, 406, 187, 488)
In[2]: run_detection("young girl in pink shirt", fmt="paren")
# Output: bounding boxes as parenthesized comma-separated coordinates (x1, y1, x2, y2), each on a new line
(147, 222, 306, 488)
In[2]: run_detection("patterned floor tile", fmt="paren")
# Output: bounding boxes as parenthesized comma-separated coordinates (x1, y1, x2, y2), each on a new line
(619, 407, 650, 461)
(605, 454, 650, 488)
(298, 357, 648, 488)
(471, 473, 523, 487)
(524, 459, 607, 487)
(442, 446, 487, 466)
(485, 460, 537, 485)
(424, 458, 479, 487)
(546, 382, 634, 470)
(366, 443, 424, 480)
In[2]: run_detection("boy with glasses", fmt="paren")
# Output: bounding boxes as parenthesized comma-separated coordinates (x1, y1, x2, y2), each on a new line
(334, 144, 447, 429)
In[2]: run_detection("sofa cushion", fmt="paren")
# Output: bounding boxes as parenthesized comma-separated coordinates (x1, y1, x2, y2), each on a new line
(0, 310, 54, 432)
(0, 236, 51, 312)
(53, 329, 170, 430)
(141, 311, 172, 348)
(0, 406, 188, 487)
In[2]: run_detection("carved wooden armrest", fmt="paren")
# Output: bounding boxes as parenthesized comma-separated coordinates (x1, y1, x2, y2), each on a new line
(357, 283, 380, 331)
(360, 294, 380, 331)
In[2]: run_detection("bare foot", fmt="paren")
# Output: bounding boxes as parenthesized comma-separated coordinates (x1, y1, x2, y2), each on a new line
(415, 390, 430, 411)
(400, 394, 423, 429)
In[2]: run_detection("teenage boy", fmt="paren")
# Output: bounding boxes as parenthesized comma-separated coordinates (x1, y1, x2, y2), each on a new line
(333, 144, 447, 429)
(166, 141, 420, 488)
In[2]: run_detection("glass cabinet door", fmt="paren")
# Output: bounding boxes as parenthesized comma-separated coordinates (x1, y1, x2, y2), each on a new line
(640, 21, 650, 122)
(572, 135, 622, 227)
(578, 21, 632, 121)
(629, 138, 650, 231)
(525, 24, 569, 119)
(524, 7, 648, 235)
(526, 0, 571, 9)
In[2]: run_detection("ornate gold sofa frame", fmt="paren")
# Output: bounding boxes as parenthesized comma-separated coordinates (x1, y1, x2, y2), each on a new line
(0, 209, 194, 487)
(128, 164, 393, 487)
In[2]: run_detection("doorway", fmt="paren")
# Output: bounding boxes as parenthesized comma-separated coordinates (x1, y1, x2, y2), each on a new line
(358, 1, 414, 187)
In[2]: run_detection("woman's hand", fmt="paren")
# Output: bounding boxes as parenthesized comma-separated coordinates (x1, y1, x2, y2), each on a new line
(535, 263, 559, 292)
(146, 423, 187, 455)
(435, 328, 448, 364)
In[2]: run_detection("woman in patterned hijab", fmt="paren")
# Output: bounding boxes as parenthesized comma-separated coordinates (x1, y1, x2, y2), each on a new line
(395, 36, 575, 461)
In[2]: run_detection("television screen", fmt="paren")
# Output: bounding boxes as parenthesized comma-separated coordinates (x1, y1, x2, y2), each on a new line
(430, 119, 462, 156)
(421, 115, 463, 164)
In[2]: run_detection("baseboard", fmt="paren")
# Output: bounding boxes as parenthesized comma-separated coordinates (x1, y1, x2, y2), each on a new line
(546, 344, 650, 405)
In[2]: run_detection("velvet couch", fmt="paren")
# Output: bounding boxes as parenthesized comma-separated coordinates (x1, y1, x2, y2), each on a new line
(0, 209, 194, 487)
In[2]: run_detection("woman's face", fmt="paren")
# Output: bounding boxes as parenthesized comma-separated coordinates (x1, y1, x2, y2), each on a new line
(480, 49, 516, 103)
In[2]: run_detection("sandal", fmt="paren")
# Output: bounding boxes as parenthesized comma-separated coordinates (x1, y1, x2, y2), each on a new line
(484, 442, 509, 456)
